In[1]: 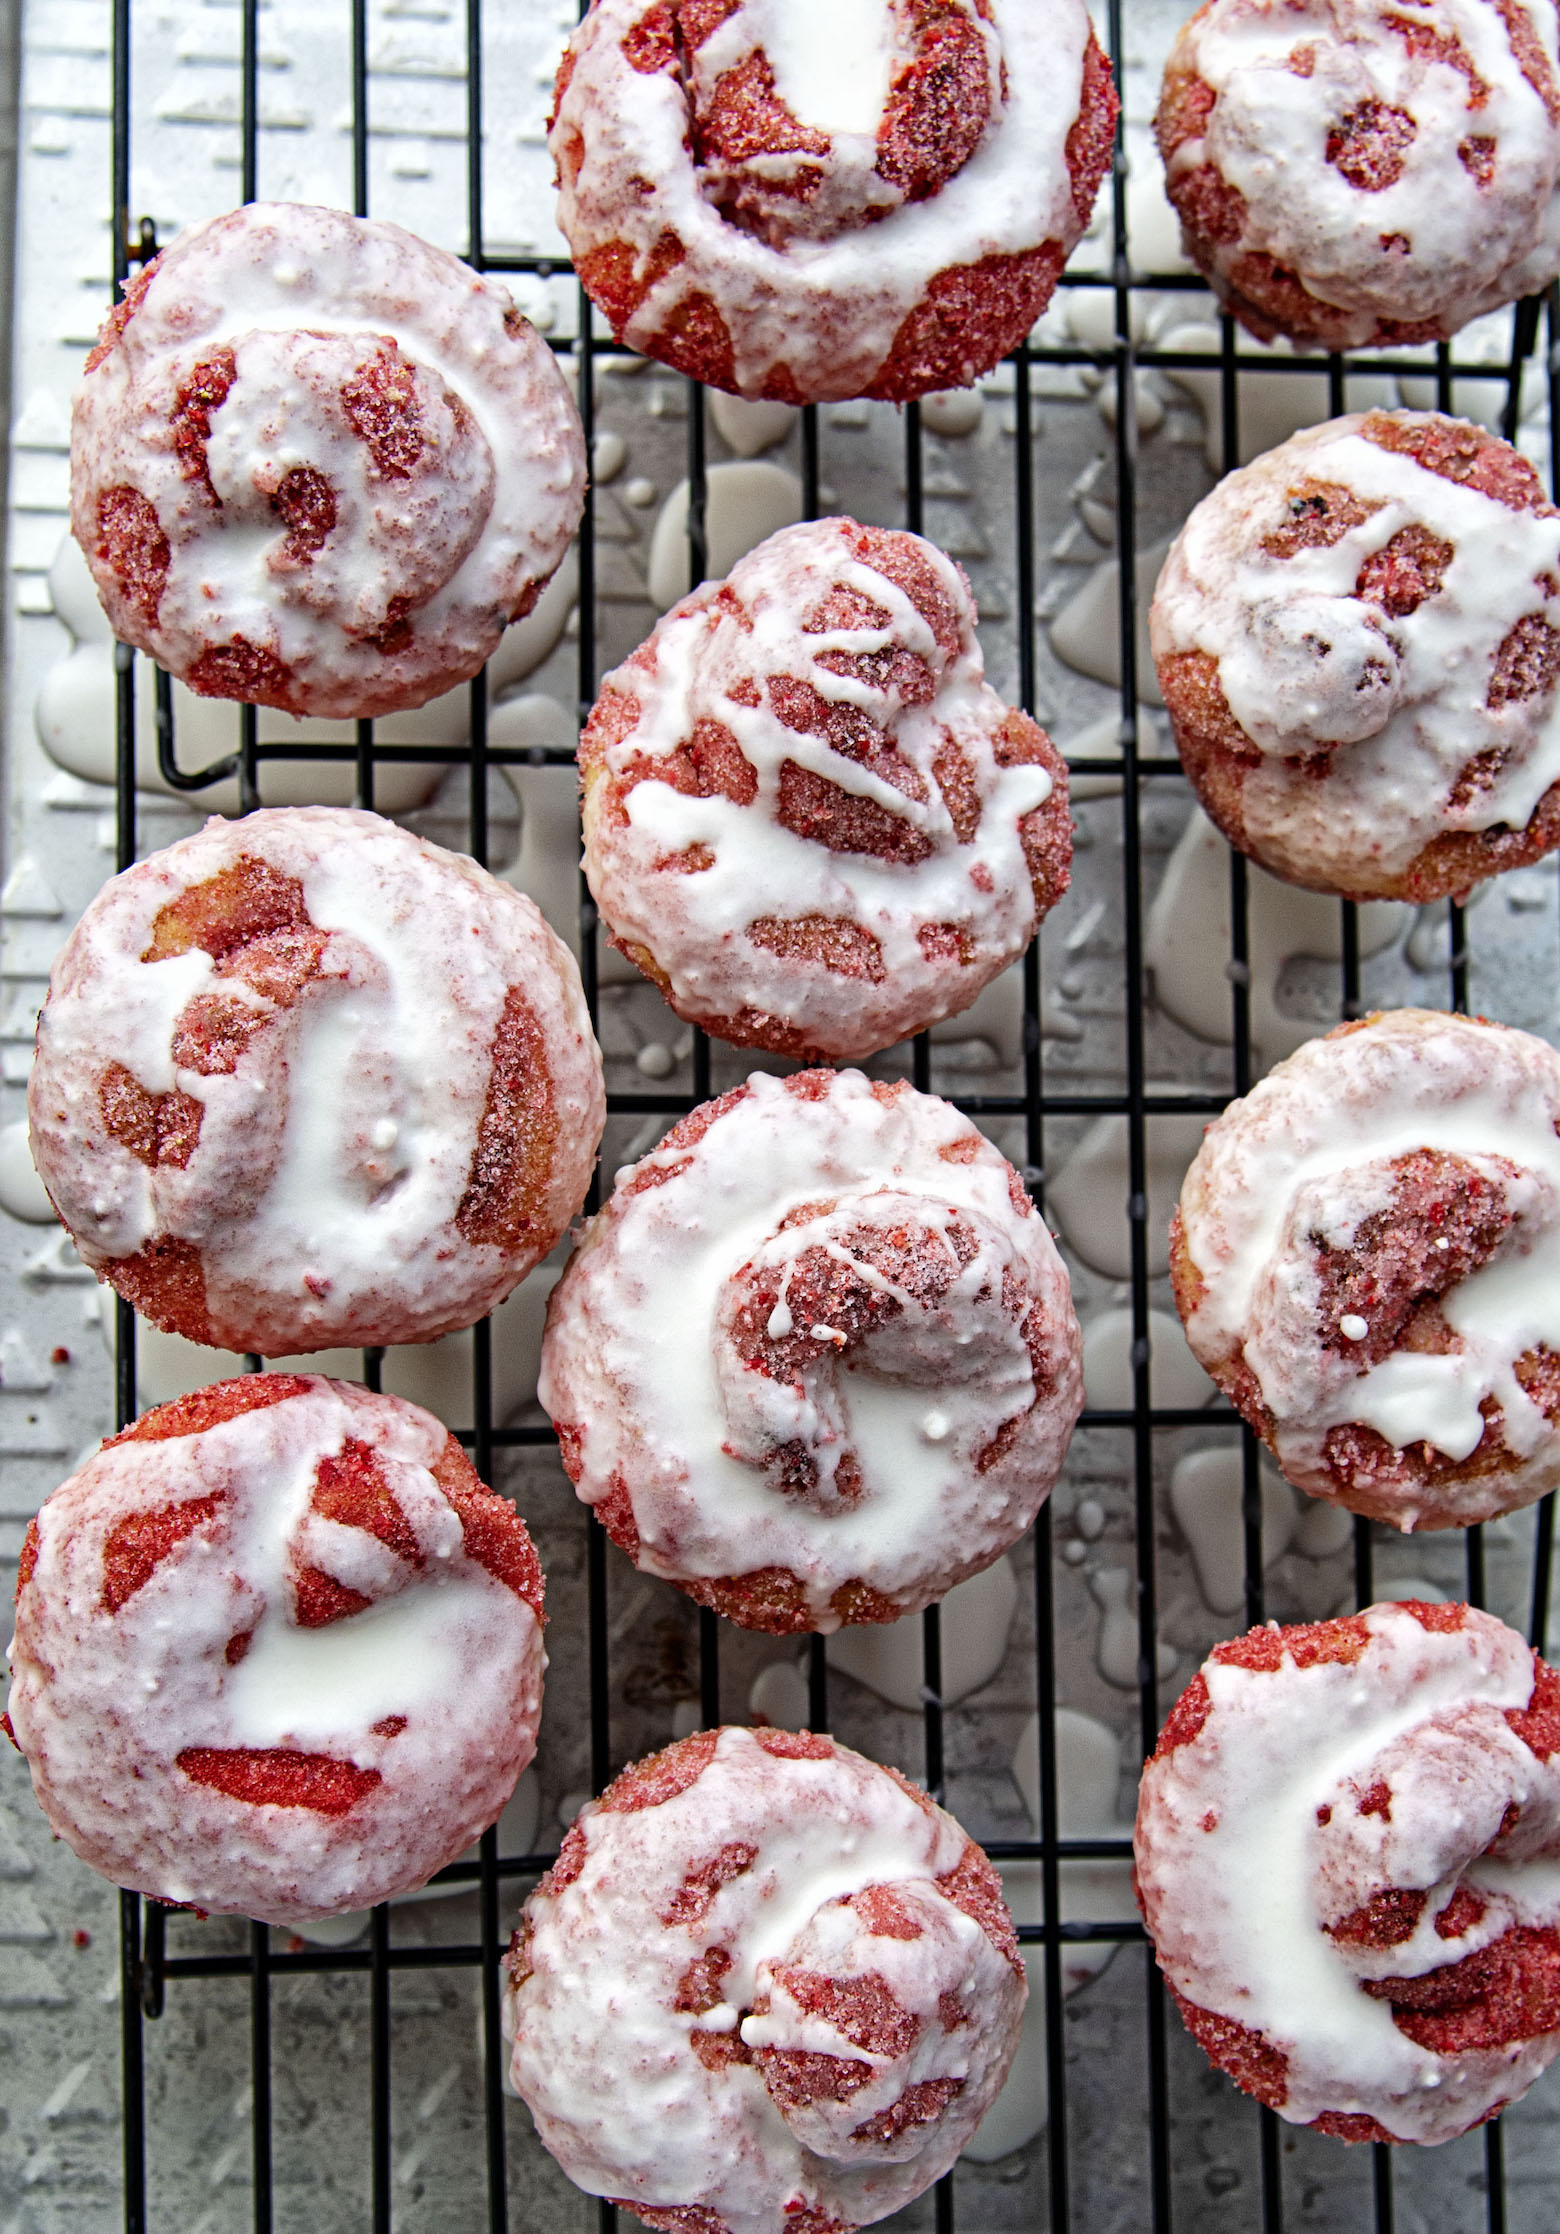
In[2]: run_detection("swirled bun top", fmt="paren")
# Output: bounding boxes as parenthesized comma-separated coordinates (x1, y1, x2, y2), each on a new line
(1158, 0, 1560, 351)
(28, 806, 605, 1355)
(540, 1067, 1082, 1632)
(1171, 1008, 1560, 1529)
(71, 202, 586, 718)
(1151, 411, 1560, 902)
(550, 0, 1117, 402)
(8, 1373, 546, 1924)
(506, 1725, 1024, 2228)
(1136, 1601, 1560, 2144)
(581, 516, 1070, 1062)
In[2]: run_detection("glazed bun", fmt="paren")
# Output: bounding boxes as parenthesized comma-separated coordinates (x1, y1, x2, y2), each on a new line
(29, 807, 605, 1355)
(72, 202, 585, 718)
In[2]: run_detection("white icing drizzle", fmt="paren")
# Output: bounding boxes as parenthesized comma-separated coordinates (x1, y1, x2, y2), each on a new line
(5, 1376, 545, 1924)
(582, 518, 1063, 1061)
(70, 202, 586, 718)
(1175, 1009, 1560, 1526)
(504, 1726, 1024, 2230)
(551, 0, 1099, 401)
(1135, 1604, 1560, 2144)
(1151, 415, 1560, 891)
(538, 1069, 1082, 1629)
(758, 0, 900, 140)
(1164, 0, 1560, 347)
(27, 806, 605, 1354)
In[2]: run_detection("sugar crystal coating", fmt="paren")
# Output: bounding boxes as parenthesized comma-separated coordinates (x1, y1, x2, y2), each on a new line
(8, 1374, 546, 1924)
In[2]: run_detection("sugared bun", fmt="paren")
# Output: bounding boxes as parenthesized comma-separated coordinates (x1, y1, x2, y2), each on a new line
(540, 1068, 1083, 1633)
(580, 517, 1071, 1061)
(71, 202, 585, 718)
(505, 1726, 1025, 2229)
(1136, 1603, 1560, 2145)
(28, 807, 605, 1355)
(549, 0, 1117, 402)
(1171, 1009, 1560, 1531)
(1152, 412, 1560, 902)
(6, 1374, 546, 1924)
(1157, 0, 1560, 351)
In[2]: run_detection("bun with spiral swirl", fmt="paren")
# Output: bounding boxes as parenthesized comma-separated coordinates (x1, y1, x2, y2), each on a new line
(1157, 0, 1560, 354)
(549, 0, 1117, 404)
(1170, 1008, 1560, 1530)
(580, 516, 1071, 1063)
(1135, 1602, 1560, 2145)
(8, 1373, 546, 1925)
(539, 1067, 1083, 1633)
(1151, 411, 1560, 904)
(27, 806, 605, 1356)
(504, 1725, 1025, 2228)
(71, 203, 586, 719)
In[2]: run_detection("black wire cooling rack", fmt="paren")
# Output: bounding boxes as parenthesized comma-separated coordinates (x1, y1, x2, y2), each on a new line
(89, 2, 1560, 2230)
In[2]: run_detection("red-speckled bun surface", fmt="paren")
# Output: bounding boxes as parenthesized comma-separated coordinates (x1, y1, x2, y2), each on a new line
(504, 1726, 1024, 2230)
(540, 1068, 1082, 1633)
(1157, 0, 1560, 352)
(1135, 1603, 1560, 2144)
(1170, 1009, 1560, 1531)
(7, 1375, 546, 1924)
(71, 202, 585, 718)
(27, 806, 604, 1356)
(1151, 412, 1560, 904)
(580, 517, 1070, 1061)
(549, 0, 1117, 403)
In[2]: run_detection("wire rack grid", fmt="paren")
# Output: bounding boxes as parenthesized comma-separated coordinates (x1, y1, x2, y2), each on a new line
(84, 1, 1560, 2230)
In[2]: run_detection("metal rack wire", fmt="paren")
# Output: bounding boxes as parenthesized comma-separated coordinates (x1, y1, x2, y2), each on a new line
(92, 1, 1560, 2229)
